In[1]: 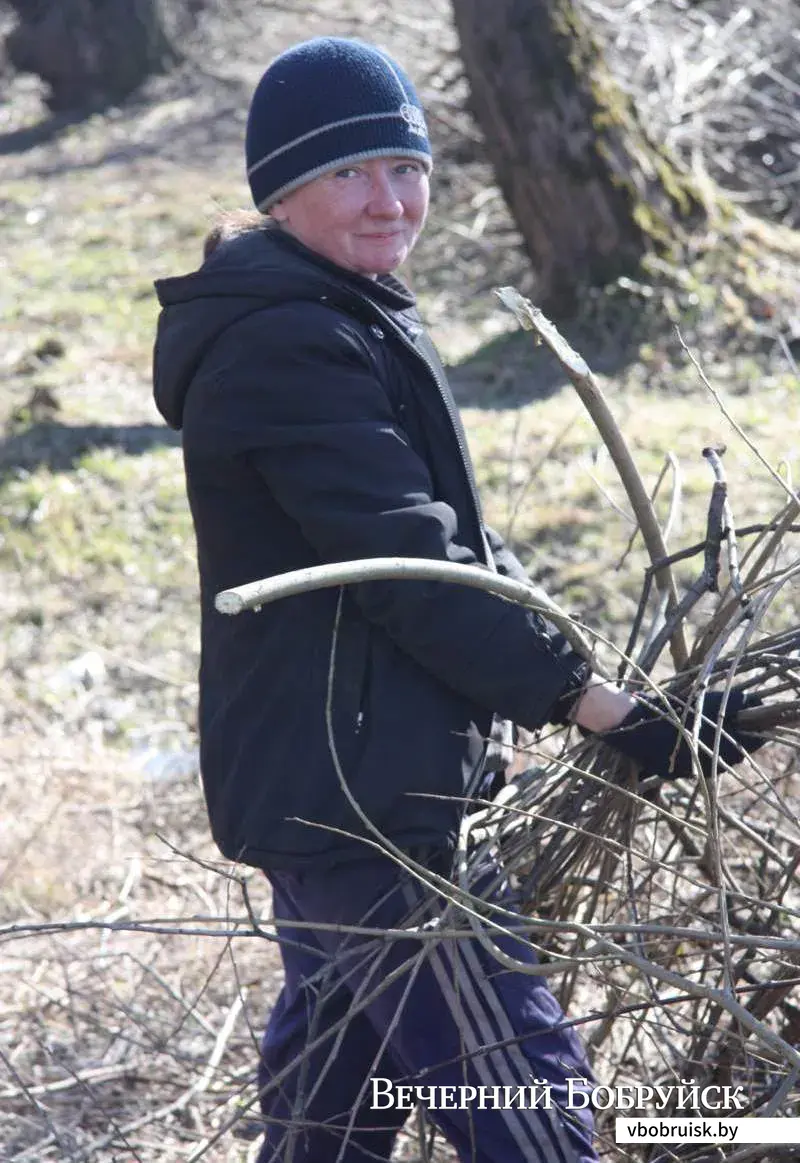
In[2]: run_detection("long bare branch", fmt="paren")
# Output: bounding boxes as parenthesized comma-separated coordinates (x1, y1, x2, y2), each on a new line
(495, 286, 689, 669)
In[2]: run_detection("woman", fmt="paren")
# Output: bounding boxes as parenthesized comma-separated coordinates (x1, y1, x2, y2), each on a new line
(153, 37, 761, 1163)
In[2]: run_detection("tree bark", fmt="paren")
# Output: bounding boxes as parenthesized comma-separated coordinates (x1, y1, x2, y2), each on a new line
(6, 0, 180, 110)
(450, 0, 704, 311)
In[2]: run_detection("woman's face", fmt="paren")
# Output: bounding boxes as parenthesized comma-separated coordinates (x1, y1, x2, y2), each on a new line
(270, 156, 429, 277)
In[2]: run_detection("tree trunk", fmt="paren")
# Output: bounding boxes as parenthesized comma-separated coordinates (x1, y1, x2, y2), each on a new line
(450, 0, 704, 311)
(6, 0, 180, 110)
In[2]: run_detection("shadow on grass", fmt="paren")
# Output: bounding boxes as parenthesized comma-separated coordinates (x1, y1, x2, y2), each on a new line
(0, 106, 103, 156)
(447, 292, 672, 410)
(0, 56, 243, 174)
(5, 92, 242, 178)
(0, 421, 179, 481)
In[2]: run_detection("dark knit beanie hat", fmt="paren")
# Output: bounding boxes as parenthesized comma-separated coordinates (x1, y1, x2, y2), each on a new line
(245, 37, 433, 211)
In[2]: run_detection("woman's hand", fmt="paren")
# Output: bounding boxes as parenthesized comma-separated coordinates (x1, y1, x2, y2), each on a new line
(572, 679, 765, 779)
(571, 676, 637, 734)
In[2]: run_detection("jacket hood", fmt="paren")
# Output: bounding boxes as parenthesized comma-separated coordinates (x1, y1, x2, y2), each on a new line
(152, 225, 415, 430)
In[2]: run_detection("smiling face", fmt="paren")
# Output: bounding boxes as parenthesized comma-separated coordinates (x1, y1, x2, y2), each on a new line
(269, 156, 430, 277)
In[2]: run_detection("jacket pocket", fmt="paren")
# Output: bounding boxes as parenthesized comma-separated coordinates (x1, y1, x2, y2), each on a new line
(329, 600, 371, 761)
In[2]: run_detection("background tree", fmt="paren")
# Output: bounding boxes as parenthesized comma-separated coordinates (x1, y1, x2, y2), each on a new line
(450, 0, 705, 311)
(4, 0, 186, 110)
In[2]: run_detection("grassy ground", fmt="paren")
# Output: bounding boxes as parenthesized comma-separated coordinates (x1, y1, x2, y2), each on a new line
(1, 3, 799, 1159)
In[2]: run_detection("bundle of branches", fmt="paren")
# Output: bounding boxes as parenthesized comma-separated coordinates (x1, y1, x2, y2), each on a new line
(469, 291, 800, 1156)
(216, 289, 800, 1159)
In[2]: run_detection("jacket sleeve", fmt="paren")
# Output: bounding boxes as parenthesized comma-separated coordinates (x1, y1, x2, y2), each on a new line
(482, 522, 584, 684)
(191, 305, 588, 730)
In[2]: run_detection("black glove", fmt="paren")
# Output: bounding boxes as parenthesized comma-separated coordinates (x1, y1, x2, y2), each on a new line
(599, 688, 766, 779)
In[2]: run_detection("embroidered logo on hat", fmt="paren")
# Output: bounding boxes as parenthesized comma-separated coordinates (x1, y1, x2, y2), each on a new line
(399, 102, 428, 139)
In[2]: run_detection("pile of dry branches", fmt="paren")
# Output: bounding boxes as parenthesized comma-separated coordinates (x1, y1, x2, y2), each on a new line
(484, 291, 800, 1156)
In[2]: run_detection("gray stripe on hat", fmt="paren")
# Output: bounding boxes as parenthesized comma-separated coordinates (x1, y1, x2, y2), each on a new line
(255, 146, 432, 211)
(248, 110, 413, 178)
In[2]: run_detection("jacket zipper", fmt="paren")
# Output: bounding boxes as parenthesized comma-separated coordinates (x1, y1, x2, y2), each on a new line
(325, 288, 501, 787)
(321, 285, 491, 568)
(363, 304, 491, 567)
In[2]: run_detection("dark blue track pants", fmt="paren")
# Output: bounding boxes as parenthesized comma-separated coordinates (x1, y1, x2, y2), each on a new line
(257, 851, 597, 1163)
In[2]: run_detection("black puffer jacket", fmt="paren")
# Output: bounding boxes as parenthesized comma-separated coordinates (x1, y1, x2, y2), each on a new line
(153, 226, 587, 871)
